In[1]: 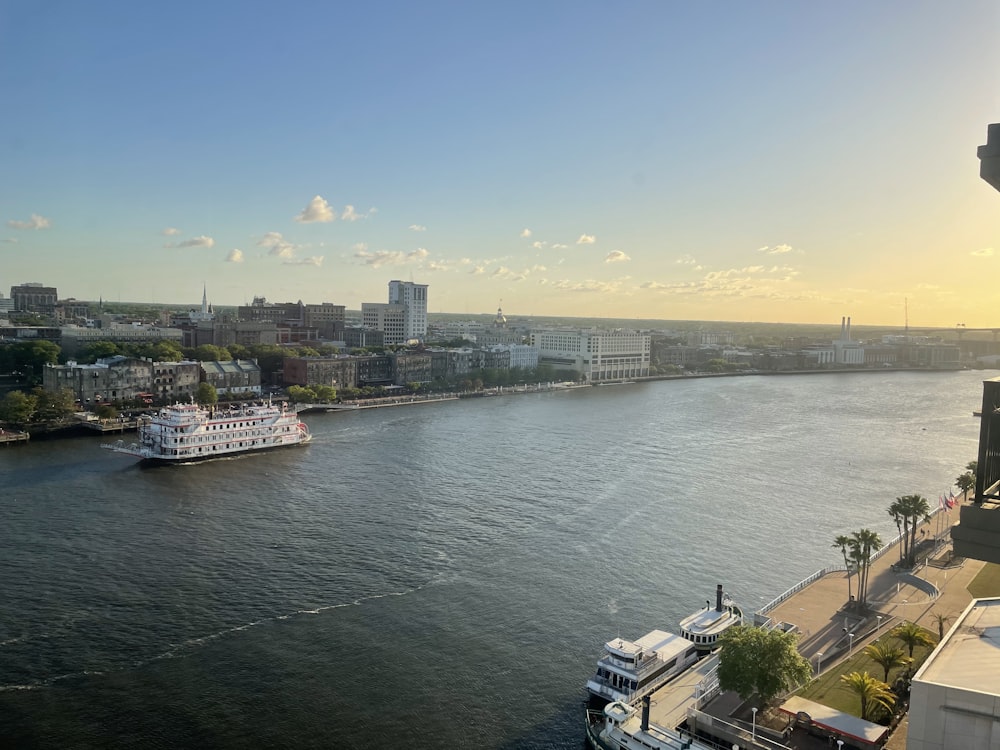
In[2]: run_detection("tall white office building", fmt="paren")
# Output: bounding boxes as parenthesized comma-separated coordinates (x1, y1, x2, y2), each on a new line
(387, 280, 428, 342)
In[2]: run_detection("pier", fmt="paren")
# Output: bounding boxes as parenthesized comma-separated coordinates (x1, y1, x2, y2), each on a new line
(0, 428, 29, 445)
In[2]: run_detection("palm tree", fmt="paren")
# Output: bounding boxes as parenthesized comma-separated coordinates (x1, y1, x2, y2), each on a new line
(850, 529, 883, 607)
(839, 671, 896, 722)
(887, 501, 906, 563)
(930, 611, 953, 642)
(832, 535, 853, 602)
(863, 640, 911, 683)
(894, 495, 931, 567)
(956, 472, 975, 502)
(891, 621, 935, 658)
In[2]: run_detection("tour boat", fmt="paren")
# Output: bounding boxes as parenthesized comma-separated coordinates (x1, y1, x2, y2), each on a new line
(585, 585, 742, 706)
(101, 400, 310, 463)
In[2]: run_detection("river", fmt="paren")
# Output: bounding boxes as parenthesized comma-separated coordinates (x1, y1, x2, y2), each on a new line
(0, 370, 987, 748)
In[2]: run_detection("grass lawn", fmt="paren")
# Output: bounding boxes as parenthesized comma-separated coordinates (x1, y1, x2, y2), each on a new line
(968, 562, 1000, 599)
(796, 632, 935, 718)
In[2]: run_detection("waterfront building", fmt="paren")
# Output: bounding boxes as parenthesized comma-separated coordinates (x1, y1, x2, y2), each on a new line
(236, 297, 345, 341)
(189, 319, 279, 349)
(201, 360, 262, 396)
(43, 356, 200, 404)
(355, 354, 393, 386)
(342, 325, 385, 349)
(907, 597, 1000, 749)
(283, 355, 358, 390)
(390, 350, 433, 385)
(529, 328, 650, 382)
(834, 316, 865, 365)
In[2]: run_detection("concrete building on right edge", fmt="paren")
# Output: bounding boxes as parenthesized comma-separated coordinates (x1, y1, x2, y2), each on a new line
(529, 328, 650, 383)
(906, 597, 1000, 750)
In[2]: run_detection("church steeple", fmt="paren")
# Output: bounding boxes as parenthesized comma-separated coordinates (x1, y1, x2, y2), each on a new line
(202, 284, 209, 315)
(494, 300, 507, 328)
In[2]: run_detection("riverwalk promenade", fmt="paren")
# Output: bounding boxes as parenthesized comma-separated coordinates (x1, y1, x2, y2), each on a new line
(759, 507, 984, 749)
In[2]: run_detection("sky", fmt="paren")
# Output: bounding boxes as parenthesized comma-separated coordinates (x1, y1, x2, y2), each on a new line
(3, 1, 1000, 327)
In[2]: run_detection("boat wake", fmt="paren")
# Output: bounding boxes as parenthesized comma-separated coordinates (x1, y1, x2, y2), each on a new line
(0, 578, 445, 693)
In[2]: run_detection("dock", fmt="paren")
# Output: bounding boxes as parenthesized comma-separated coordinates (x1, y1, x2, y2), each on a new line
(0, 428, 29, 445)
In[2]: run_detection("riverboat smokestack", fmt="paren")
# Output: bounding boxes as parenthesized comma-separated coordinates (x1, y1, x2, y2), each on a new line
(641, 695, 650, 731)
(716, 584, 723, 612)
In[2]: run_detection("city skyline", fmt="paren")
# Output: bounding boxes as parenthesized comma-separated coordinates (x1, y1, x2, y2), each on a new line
(3, 2, 1000, 327)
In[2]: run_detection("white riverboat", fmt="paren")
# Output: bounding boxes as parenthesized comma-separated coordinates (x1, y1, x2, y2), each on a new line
(101, 400, 310, 463)
(585, 585, 742, 707)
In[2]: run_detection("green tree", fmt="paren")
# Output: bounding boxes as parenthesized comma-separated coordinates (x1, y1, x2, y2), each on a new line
(849, 528, 883, 608)
(193, 344, 232, 362)
(890, 621, 934, 658)
(839, 671, 895, 722)
(717, 625, 812, 704)
(832, 535, 854, 603)
(863, 641, 910, 683)
(0, 390, 38, 426)
(929, 611, 952, 642)
(94, 403, 119, 420)
(889, 495, 930, 567)
(956, 472, 975, 502)
(196, 382, 218, 405)
(312, 385, 336, 403)
(286, 385, 316, 403)
(33, 387, 75, 422)
(80, 341, 122, 363)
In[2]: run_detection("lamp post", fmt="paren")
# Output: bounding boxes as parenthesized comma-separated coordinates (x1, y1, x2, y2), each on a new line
(876, 615, 883, 635)
(751, 707, 758, 740)
(848, 632, 855, 656)
(816, 652, 823, 676)
(837, 741, 844, 750)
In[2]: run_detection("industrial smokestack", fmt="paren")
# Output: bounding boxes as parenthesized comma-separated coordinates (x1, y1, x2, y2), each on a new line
(641, 695, 651, 731)
(847, 317, 851, 341)
(716, 584, 723, 612)
(841, 316, 846, 339)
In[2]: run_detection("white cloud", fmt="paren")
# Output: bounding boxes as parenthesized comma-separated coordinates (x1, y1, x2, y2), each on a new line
(226, 249, 244, 263)
(257, 231, 296, 258)
(758, 243, 795, 255)
(532, 240, 548, 249)
(352, 242, 368, 252)
(605, 250, 630, 263)
(551, 278, 622, 293)
(162, 227, 181, 236)
(295, 195, 336, 223)
(7, 213, 51, 230)
(168, 235, 215, 249)
(577, 234, 596, 245)
(676, 254, 698, 265)
(971, 247, 994, 257)
(354, 246, 429, 268)
(409, 224, 427, 232)
(551, 243, 568, 249)
(520, 228, 532, 238)
(470, 265, 486, 275)
(284, 256, 324, 267)
(2, 237, 18, 244)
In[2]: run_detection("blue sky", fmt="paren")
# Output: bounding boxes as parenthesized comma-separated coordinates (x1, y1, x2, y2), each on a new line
(3, 1, 1000, 325)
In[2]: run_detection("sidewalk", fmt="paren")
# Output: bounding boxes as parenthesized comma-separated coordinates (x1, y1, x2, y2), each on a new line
(765, 510, 984, 670)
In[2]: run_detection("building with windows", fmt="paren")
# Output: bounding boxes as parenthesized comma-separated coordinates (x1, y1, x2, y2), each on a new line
(907, 597, 1000, 750)
(361, 303, 406, 345)
(60, 323, 184, 356)
(43, 356, 200, 405)
(10, 283, 58, 316)
(529, 328, 650, 382)
(201, 360, 262, 396)
(388, 280, 428, 342)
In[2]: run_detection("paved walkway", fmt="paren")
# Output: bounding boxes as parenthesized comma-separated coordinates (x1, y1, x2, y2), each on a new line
(761, 510, 985, 749)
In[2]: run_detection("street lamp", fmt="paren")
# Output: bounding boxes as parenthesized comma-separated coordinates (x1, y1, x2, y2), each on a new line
(816, 652, 823, 675)
(837, 741, 844, 750)
(848, 632, 855, 656)
(751, 707, 758, 740)
(876, 615, 883, 634)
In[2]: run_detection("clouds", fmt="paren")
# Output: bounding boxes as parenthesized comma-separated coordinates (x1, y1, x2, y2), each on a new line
(605, 250, 630, 263)
(520, 228, 532, 238)
(294, 196, 375, 223)
(283, 256, 324, 267)
(971, 247, 994, 257)
(165, 235, 215, 248)
(226, 249, 244, 263)
(354, 247, 429, 268)
(295, 195, 336, 223)
(162, 227, 181, 236)
(409, 224, 427, 232)
(758, 243, 795, 255)
(257, 231, 296, 258)
(576, 234, 596, 245)
(7, 213, 51, 230)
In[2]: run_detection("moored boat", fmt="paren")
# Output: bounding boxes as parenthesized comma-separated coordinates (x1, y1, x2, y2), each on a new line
(101, 399, 310, 463)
